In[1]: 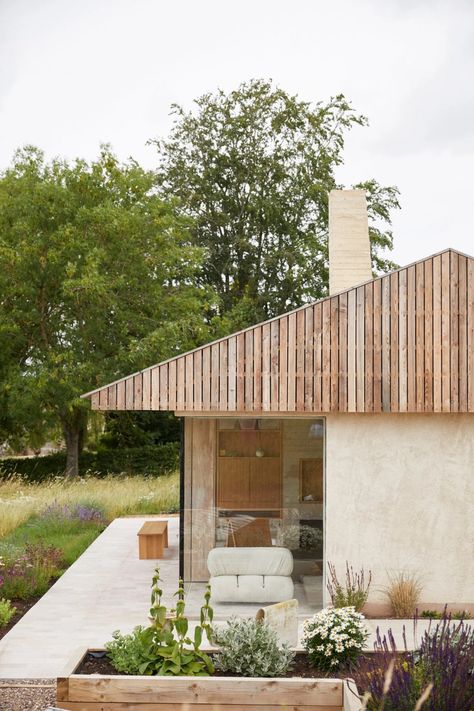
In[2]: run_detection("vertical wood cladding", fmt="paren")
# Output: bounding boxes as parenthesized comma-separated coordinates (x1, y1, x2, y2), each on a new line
(89, 250, 474, 414)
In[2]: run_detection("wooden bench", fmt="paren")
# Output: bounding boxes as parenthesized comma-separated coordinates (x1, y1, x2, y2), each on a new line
(137, 520, 168, 559)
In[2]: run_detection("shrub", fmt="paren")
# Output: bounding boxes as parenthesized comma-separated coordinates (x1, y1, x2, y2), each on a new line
(0, 442, 179, 482)
(355, 615, 474, 711)
(302, 606, 368, 671)
(327, 562, 372, 611)
(0, 598, 16, 627)
(214, 617, 295, 677)
(383, 572, 422, 618)
(106, 567, 214, 676)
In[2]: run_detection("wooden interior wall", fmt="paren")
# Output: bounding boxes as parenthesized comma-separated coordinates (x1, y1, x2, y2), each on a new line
(89, 250, 474, 414)
(183, 418, 216, 582)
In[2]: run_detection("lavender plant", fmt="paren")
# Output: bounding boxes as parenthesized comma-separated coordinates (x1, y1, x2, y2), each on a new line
(327, 562, 372, 612)
(40, 500, 105, 522)
(354, 615, 474, 711)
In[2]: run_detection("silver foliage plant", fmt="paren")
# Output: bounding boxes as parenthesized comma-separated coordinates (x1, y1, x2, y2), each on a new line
(214, 617, 295, 677)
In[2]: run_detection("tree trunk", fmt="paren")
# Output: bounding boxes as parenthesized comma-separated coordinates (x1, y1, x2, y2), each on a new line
(62, 409, 88, 477)
(63, 423, 80, 477)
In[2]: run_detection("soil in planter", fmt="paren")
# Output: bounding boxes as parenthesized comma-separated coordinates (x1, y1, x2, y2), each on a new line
(76, 652, 370, 679)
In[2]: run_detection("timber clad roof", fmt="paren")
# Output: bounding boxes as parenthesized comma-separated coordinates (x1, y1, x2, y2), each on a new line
(84, 249, 474, 413)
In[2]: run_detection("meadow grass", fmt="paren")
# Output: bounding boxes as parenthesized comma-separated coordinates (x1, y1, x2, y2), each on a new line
(0, 472, 179, 538)
(1, 516, 104, 567)
(0, 472, 179, 599)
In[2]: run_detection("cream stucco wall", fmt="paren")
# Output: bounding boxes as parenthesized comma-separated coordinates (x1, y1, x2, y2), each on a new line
(325, 414, 474, 610)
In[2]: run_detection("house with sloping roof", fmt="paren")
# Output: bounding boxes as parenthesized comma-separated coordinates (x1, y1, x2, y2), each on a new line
(82, 190, 474, 616)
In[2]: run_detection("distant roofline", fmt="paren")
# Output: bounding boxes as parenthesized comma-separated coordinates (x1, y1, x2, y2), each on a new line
(81, 247, 472, 399)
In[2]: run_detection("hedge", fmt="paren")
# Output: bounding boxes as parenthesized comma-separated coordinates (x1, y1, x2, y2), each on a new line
(0, 442, 180, 483)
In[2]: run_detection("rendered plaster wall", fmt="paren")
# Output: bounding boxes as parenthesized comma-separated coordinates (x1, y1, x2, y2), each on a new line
(325, 413, 474, 612)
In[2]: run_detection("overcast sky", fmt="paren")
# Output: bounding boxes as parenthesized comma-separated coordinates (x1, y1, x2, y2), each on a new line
(1, 0, 473, 266)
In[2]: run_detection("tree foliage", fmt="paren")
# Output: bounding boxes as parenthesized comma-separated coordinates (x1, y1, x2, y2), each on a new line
(154, 79, 400, 328)
(0, 146, 212, 473)
(100, 411, 180, 449)
(0, 80, 402, 468)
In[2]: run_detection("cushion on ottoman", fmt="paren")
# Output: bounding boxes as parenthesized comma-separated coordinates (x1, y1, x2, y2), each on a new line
(207, 547, 294, 603)
(207, 546, 293, 577)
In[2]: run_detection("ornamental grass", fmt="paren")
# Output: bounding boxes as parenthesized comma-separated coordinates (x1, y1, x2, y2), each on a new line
(383, 572, 423, 618)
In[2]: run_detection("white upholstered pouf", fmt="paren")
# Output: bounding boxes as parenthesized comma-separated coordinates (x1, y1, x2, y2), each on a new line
(207, 547, 294, 603)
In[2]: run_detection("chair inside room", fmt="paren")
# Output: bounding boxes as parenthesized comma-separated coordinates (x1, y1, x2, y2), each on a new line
(226, 517, 273, 547)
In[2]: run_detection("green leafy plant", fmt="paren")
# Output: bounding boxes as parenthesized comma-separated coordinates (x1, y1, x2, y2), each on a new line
(106, 566, 214, 676)
(214, 617, 294, 677)
(383, 572, 422, 618)
(421, 608, 471, 621)
(0, 598, 16, 627)
(302, 606, 368, 671)
(452, 610, 471, 620)
(421, 609, 442, 619)
(327, 562, 372, 612)
(103, 626, 148, 674)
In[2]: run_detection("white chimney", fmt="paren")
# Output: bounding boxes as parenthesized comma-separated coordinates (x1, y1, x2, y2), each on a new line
(328, 189, 372, 295)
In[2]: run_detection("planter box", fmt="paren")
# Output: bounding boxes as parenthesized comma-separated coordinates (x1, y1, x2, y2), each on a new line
(57, 648, 363, 710)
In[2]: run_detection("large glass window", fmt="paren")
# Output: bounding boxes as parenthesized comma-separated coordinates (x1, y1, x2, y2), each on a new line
(215, 418, 324, 586)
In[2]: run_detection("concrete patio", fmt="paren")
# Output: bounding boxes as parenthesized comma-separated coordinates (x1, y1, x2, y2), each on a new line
(0, 517, 453, 678)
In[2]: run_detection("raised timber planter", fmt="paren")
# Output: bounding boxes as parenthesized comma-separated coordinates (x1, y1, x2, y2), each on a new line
(56, 648, 362, 711)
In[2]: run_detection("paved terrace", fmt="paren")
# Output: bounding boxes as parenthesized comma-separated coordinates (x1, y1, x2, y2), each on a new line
(0, 517, 449, 678)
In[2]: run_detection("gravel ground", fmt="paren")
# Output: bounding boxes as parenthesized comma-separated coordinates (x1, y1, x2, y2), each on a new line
(0, 680, 56, 711)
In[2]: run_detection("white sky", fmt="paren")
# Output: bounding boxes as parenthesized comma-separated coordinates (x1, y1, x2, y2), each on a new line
(1, 0, 473, 266)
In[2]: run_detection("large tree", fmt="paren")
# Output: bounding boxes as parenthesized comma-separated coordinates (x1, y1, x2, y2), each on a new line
(0, 146, 212, 475)
(154, 79, 400, 329)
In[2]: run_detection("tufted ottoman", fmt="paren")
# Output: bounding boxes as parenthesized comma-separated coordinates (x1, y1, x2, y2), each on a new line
(207, 546, 294, 603)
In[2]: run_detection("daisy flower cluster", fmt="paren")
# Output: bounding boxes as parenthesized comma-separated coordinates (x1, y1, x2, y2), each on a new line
(301, 606, 368, 671)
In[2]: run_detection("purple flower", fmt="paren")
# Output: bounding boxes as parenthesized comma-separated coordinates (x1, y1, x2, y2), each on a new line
(40, 500, 104, 523)
(354, 613, 474, 711)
